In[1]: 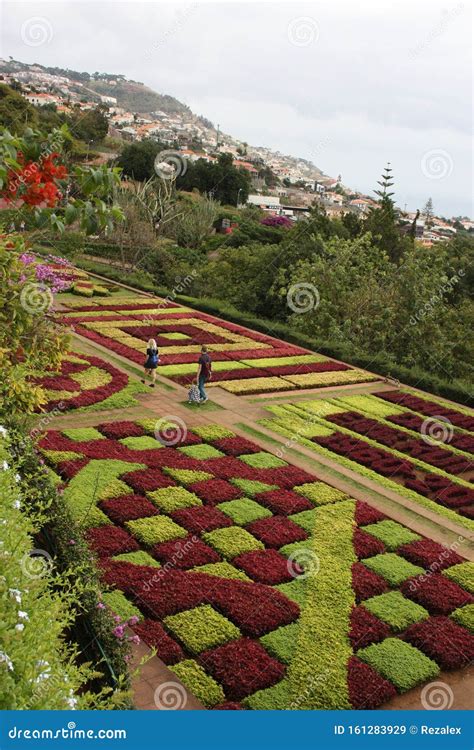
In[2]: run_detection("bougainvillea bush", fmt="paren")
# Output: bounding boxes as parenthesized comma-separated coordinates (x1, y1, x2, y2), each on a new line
(261, 399, 474, 526)
(32, 351, 147, 413)
(55, 292, 377, 394)
(39, 420, 474, 710)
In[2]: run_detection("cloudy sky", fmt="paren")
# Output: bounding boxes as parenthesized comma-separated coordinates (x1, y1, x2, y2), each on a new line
(1, 0, 471, 216)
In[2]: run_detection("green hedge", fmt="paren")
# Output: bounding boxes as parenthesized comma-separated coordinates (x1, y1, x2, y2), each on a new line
(41, 254, 473, 406)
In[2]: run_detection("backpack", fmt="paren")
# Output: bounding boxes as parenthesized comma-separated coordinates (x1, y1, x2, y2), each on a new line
(188, 383, 201, 403)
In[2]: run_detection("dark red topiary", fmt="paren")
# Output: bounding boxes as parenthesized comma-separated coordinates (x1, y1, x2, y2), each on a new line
(350, 605, 391, 650)
(100, 494, 159, 524)
(348, 656, 397, 709)
(170, 506, 233, 534)
(122, 468, 176, 493)
(213, 436, 262, 456)
(352, 562, 388, 603)
(354, 528, 386, 559)
(255, 488, 313, 515)
(152, 534, 221, 569)
(212, 702, 245, 710)
(199, 638, 285, 701)
(403, 616, 474, 670)
(57, 457, 89, 479)
(86, 525, 139, 558)
(398, 538, 463, 572)
(257, 465, 317, 490)
(246, 516, 308, 548)
(401, 573, 474, 615)
(234, 549, 296, 585)
(98, 421, 145, 439)
(188, 478, 243, 505)
(133, 619, 184, 665)
(354, 500, 387, 526)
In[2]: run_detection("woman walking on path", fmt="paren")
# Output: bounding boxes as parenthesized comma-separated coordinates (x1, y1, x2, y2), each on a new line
(196, 345, 212, 403)
(142, 338, 160, 388)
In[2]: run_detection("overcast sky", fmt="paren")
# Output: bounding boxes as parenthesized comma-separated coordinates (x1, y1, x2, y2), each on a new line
(1, 0, 472, 217)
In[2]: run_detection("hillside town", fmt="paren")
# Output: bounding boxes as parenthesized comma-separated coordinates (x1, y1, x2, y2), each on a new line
(1, 58, 471, 243)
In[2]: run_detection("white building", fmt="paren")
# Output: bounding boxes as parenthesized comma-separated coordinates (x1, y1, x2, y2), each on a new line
(247, 194, 281, 213)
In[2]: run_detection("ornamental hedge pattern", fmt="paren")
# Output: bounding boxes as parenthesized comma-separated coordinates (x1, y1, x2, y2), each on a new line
(32, 352, 147, 413)
(56, 292, 376, 394)
(39, 420, 474, 710)
(262, 398, 474, 526)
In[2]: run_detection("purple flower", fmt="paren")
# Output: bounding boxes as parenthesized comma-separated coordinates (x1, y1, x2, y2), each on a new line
(128, 635, 140, 645)
(128, 616, 139, 626)
(113, 625, 125, 638)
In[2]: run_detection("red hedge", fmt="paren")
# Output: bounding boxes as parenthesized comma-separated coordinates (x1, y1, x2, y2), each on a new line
(350, 605, 391, 650)
(199, 637, 285, 701)
(98, 421, 146, 439)
(133, 619, 184, 664)
(403, 615, 474, 670)
(100, 494, 159, 524)
(86, 525, 139, 558)
(398, 538, 463, 571)
(354, 501, 387, 527)
(233, 549, 296, 585)
(401, 573, 474, 615)
(171, 506, 233, 534)
(352, 562, 388, 603)
(152, 534, 221, 569)
(213, 436, 262, 456)
(348, 656, 397, 709)
(122, 468, 176, 493)
(354, 528, 386, 559)
(188, 478, 242, 505)
(254, 488, 313, 515)
(246, 516, 308, 548)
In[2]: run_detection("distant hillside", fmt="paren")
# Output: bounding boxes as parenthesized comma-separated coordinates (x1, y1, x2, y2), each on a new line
(86, 79, 190, 116)
(1, 59, 191, 116)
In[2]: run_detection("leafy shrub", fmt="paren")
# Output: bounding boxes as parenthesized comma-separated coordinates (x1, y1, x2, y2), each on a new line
(363, 520, 421, 551)
(217, 498, 272, 525)
(443, 563, 474, 594)
(126, 516, 187, 546)
(362, 554, 424, 586)
(164, 605, 240, 654)
(203, 527, 264, 559)
(357, 638, 439, 692)
(364, 591, 429, 632)
(170, 659, 225, 708)
(147, 486, 202, 513)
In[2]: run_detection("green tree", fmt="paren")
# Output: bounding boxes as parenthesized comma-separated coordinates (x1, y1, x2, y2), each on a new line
(364, 163, 409, 264)
(177, 153, 251, 205)
(68, 107, 109, 142)
(116, 139, 165, 181)
(0, 83, 37, 134)
(423, 197, 434, 230)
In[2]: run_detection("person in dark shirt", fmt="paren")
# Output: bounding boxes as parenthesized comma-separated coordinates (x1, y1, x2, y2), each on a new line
(196, 345, 212, 403)
(142, 338, 160, 388)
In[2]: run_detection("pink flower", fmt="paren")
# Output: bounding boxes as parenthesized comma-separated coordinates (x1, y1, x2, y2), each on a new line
(128, 616, 139, 626)
(128, 635, 140, 645)
(96, 602, 105, 610)
(114, 615, 122, 623)
(113, 625, 125, 638)
(68, 539, 76, 545)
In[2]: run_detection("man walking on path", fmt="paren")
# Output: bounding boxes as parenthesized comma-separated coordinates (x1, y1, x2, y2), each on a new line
(196, 346, 212, 403)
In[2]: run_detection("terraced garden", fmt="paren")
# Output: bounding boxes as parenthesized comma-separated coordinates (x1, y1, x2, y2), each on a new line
(25, 269, 473, 711)
(39, 421, 474, 710)
(56, 296, 378, 394)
